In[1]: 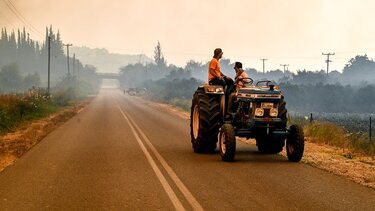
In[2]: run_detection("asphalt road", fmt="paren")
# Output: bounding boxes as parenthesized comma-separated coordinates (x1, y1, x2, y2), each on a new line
(0, 88, 374, 210)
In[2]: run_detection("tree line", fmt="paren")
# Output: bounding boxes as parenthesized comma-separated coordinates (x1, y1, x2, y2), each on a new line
(0, 26, 99, 94)
(119, 43, 375, 113)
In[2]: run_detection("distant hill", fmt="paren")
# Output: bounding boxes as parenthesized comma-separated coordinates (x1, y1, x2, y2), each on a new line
(70, 46, 153, 73)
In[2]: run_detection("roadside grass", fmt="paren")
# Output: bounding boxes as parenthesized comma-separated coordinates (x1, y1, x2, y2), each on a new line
(304, 121, 375, 157)
(0, 95, 54, 134)
(0, 89, 77, 134)
(169, 98, 191, 112)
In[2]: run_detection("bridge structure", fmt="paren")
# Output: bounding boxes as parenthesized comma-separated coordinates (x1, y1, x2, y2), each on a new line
(95, 72, 121, 80)
(95, 72, 122, 88)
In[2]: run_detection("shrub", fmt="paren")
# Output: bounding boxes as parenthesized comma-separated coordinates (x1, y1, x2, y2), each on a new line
(0, 94, 57, 134)
(169, 98, 191, 112)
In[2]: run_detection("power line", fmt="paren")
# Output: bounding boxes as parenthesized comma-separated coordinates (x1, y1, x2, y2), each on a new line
(322, 52, 335, 76)
(5, 0, 43, 37)
(0, 8, 17, 28)
(2, 0, 44, 38)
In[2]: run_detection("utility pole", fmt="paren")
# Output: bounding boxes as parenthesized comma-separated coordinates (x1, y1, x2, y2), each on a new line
(63, 43, 73, 76)
(47, 35, 51, 95)
(280, 64, 289, 74)
(73, 53, 75, 76)
(370, 117, 372, 141)
(322, 52, 335, 76)
(260, 58, 267, 74)
(77, 61, 79, 79)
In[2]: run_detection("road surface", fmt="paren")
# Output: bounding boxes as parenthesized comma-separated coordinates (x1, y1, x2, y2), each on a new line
(0, 89, 374, 210)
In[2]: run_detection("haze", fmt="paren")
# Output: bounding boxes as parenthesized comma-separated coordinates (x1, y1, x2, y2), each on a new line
(1, 0, 375, 72)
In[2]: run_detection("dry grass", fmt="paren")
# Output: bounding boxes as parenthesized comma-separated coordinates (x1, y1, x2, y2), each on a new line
(236, 137, 375, 189)
(305, 121, 375, 156)
(305, 122, 349, 147)
(280, 140, 375, 188)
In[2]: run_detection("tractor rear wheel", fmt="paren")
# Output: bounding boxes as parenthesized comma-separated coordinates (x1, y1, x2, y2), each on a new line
(190, 89, 222, 153)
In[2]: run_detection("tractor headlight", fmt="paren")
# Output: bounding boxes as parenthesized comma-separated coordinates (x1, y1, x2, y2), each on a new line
(255, 108, 264, 117)
(270, 108, 278, 117)
(206, 87, 223, 93)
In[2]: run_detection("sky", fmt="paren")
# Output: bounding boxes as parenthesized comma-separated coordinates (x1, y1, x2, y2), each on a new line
(1, 0, 375, 73)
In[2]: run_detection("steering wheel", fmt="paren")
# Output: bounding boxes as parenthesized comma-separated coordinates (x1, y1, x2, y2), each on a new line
(237, 77, 253, 85)
(256, 80, 272, 86)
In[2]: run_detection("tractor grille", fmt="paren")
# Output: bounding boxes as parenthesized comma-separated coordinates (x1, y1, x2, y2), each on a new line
(254, 102, 277, 118)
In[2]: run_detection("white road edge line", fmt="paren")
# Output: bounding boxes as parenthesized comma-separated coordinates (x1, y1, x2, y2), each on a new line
(119, 105, 204, 211)
(117, 106, 185, 211)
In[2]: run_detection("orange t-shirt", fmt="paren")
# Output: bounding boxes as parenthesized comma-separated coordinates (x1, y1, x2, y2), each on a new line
(208, 58, 221, 81)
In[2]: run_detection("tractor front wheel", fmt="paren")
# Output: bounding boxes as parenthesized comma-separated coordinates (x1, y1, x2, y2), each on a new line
(219, 124, 236, 162)
(286, 125, 305, 162)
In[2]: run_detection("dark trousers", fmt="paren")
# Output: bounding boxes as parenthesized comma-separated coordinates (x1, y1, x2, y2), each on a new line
(209, 77, 235, 115)
(209, 77, 234, 91)
(209, 78, 225, 86)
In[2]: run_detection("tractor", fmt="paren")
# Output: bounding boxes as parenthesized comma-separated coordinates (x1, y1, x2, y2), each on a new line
(190, 78, 304, 162)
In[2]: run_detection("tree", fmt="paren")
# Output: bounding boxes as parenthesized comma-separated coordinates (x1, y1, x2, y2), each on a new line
(292, 70, 326, 85)
(153, 41, 166, 67)
(0, 28, 8, 65)
(23, 73, 41, 90)
(0, 26, 100, 94)
(185, 60, 206, 81)
(185, 60, 203, 71)
(343, 55, 375, 75)
(342, 55, 375, 84)
(0, 63, 23, 92)
(166, 67, 191, 80)
(219, 58, 232, 77)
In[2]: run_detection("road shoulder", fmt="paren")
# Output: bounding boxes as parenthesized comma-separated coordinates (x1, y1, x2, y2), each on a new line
(0, 98, 92, 172)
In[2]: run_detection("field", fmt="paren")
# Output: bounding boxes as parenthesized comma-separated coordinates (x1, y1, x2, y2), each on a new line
(289, 111, 375, 156)
(289, 111, 374, 136)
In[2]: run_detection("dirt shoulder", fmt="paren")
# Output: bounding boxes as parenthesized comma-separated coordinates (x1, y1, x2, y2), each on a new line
(0, 98, 92, 172)
(149, 100, 375, 189)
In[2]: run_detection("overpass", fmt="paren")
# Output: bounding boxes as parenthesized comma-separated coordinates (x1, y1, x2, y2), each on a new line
(95, 72, 121, 80)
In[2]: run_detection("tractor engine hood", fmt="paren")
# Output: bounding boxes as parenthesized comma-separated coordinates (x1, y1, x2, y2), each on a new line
(237, 88, 282, 102)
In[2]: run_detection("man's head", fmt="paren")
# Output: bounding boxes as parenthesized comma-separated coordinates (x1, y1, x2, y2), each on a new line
(234, 62, 242, 69)
(213, 48, 223, 59)
(234, 62, 243, 73)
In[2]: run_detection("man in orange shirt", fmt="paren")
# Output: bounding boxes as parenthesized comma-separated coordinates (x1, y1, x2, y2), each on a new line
(208, 48, 232, 86)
